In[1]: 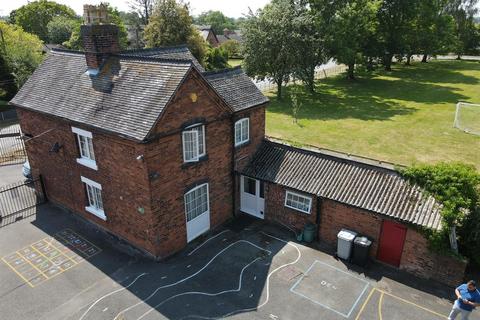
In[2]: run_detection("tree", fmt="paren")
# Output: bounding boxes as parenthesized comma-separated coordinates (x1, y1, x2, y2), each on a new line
(445, 0, 479, 57)
(0, 21, 44, 89)
(194, 10, 237, 35)
(47, 16, 80, 44)
(327, 0, 379, 79)
(63, 5, 128, 50)
(219, 39, 241, 58)
(204, 47, 229, 70)
(291, 2, 326, 92)
(129, 0, 154, 25)
(242, 0, 297, 99)
(9, 0, 76, 42)
(377, 0, 418, 70)
(143, 0, 208, 63)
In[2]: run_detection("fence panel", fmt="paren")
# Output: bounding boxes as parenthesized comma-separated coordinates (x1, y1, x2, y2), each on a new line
(0, 124, 26, 165)
(0, 177, 46, 227)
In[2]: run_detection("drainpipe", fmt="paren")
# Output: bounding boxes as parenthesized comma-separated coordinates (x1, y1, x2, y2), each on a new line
(316, 197, 322, 241)
(231, 114, 237, 219)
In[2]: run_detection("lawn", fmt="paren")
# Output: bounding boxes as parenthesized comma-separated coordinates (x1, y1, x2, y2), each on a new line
(266, 60, 480, 169)
(228, 58, 243, 67)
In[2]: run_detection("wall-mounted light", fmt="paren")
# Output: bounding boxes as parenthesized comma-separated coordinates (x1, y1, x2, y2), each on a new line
(136, 154, 144, 161)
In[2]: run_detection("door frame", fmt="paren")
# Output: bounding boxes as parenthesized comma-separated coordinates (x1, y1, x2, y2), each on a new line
(240, 175, 265, 219)
(185, 183, 211, 242)
(377, 220, 407, 267)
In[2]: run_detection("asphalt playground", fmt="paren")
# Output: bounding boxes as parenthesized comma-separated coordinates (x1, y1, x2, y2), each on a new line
(0, 204, 479, 320)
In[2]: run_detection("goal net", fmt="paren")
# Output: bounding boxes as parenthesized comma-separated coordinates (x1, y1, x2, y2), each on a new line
(453, 102, 480, 136)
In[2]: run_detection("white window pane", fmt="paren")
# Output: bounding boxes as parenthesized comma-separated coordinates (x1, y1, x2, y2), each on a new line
(87, 137, 95, 161)
(183, 130, 198, 161)
(185, 184, 209, 221)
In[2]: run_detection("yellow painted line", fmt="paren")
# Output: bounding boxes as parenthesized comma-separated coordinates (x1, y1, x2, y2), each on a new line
(1, 256, 34, 288)
(377, 289, 447, 319)
(355, 287, 376, 320)
(17, 249, 49, 279)
(46, 240, 79, 266)
(378, 292, 384, 320)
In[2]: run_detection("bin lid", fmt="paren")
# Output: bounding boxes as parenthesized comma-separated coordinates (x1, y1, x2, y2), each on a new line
(337, 229, 357, 241)
(354, 236, 372, 246)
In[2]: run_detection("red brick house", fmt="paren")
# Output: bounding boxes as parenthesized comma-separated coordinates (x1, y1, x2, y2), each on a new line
(195, 25, 220, 47)
(10, 6, 465, 286)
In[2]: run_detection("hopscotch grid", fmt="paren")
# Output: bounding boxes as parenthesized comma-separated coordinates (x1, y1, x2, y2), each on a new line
(290, 260, 370, 318)
(1, 256, 35, 287)
(1, 229, 102, 287)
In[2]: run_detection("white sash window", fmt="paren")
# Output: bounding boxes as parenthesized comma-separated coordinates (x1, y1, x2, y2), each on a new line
(235, 118, 250, 146)
(72, 127, 97, 170)
(182, 124, 205, 162)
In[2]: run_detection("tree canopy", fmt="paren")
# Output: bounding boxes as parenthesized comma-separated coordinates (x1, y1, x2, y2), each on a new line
(47, 16, 80, 45)
(0, 21, 44, 91)
(143, 0, 207, 63)
(194, 11, 237, 34)
(9, 0, 76, 42)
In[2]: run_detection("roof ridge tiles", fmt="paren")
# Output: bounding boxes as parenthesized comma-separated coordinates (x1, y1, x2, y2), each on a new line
(114, 54, 193, 65)
(264, 137, 402, 173)
(119, 45, 190, 54)
(202, 66, 243, 77)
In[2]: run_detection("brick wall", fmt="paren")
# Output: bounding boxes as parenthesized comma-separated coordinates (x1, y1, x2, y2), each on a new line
(264, 184, 317, 231)
(319, 199, 383, 258)
(233, 106, 266, 172)
(400, 228, 467, 287)
(145, 69, 235, 258)
(17, 108, 157, 255)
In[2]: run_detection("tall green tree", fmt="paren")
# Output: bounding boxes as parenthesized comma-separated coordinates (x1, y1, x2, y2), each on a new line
(194, 11, 237, 34)
(0, 21, 44, 89)
(63, 5, 128, 50)
(129, 0, 154, 25)
(446, 0, 479, 57)
(327, 0, 379, 79)
(291, 2, 326, 92)
(9, 0, 76, 42)
(242, 0, 297, 99)
(204, 47, 229, 70)
(143, 0, 207, 64)
(47, 16, 80, 44)
(377, 0, 418, 70)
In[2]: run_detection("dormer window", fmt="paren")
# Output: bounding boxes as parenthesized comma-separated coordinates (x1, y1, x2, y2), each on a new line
(235, 118, 250, 146)
(182, 124, 206, 162)
(72, 127, 97, 170)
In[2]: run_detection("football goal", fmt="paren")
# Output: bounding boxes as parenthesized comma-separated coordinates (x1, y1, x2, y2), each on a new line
(453, 102, 480, 136)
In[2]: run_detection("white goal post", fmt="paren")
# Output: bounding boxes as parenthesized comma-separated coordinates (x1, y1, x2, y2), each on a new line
(453, 102, 480, 136)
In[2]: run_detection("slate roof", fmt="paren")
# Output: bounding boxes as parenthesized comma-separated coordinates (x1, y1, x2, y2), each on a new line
(120, 46, 204, 71)
(241, 140, 443, 230)
(10, 50, 192, 141)
(203, 67, 269, 111)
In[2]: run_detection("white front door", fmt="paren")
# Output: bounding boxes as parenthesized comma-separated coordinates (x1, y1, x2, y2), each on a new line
(240, 176, 265, 219)
(185, 183, 210, 242)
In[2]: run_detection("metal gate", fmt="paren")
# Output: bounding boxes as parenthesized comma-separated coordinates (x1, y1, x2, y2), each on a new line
(0, 177, 46, 228)
(0, 125, 27, 165)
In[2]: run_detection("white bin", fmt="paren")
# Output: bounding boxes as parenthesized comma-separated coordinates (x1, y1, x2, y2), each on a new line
(337, 229, 357, 260)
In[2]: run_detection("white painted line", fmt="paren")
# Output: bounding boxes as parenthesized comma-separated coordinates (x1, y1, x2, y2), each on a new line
(136, 256, 262, 319)
(114, 240, 272, 320)
(78, 273, 148, 320)
(187, 230, 230, 256)
(289, 260, 370, 318)
(182, 232, 302, 319)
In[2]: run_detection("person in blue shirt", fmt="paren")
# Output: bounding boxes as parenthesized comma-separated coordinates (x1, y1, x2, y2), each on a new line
(448, 280, 480, 320)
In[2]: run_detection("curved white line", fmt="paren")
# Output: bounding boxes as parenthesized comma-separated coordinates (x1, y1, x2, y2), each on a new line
(113, 240, 271, 320)
(187, 230, 230, 256)
(183, 232, 302, 320)
(78, 272, 148, 320)
(137, 257, 261, 320)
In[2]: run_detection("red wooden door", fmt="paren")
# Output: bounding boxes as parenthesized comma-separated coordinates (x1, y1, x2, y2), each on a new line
(377, 220, 407, 267)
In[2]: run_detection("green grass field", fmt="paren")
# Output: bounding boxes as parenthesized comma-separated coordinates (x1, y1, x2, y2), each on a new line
(228, 58, 243, 67)
(266, 60, 480, 169)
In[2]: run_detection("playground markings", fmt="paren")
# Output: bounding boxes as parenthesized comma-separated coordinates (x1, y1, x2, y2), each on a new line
(2, 229, 101, 287)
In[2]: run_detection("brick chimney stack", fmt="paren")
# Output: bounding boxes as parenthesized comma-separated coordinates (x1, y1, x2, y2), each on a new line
(81, 4, 119, 73)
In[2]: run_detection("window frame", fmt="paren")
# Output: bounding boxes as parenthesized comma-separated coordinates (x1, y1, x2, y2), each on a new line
(72, 127, 97, 170)
(81, 176, 106, 220)
(184, 183, 210, 222)
(182, 124, 206, 163)
(284, 190, 312, 214)
(234, 118, 250, 147)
